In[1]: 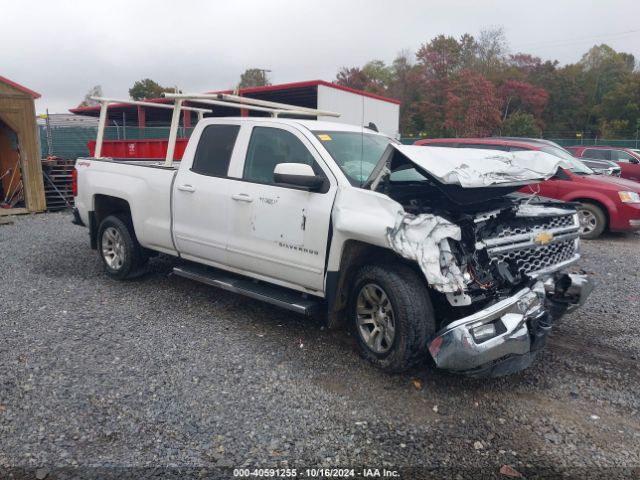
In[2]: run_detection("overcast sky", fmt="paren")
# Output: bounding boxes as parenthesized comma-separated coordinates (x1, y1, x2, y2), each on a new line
(3, 0, 640, 114)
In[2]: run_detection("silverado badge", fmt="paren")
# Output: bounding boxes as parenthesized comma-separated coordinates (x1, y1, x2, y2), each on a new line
(533, 231, 554, 245)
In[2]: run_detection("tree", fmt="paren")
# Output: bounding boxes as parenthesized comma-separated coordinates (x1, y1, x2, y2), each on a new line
(444, 70, 502, 137)
(331, 32, 640, 139)
(238, 69, 271, 89)
(502, 112, 541, 137)
(415, 35, 466, 137)
(335, 67, 368, 90)
(476, 27, 508, 77)
(389, 51, 424, 135)
(416, 35, 463, 81)
(361, 60, 393, 94)
(597, 73, 640, 135)
(129, 79, 173, 100)
(498, 80, 549, 124)
(78, 85, 103, 107)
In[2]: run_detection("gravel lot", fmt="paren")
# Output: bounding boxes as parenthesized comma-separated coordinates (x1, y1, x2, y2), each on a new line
(1, 212, 639, 479)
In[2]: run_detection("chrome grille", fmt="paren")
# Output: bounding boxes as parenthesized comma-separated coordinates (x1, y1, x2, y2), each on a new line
(492, 238, 578, 275)
(492, 214, 575, 239)
(481, 211, 580, 277)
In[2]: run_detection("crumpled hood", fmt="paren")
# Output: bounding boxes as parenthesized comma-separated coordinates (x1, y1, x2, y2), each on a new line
(390, 145, 566, 188)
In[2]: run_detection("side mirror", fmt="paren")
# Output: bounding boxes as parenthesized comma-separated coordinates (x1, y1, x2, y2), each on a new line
(629, 157, 639, 164)
(274, 163, 324, 190)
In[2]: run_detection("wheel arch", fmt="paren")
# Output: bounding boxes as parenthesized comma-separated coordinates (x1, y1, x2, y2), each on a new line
(572, 197, 610, 231)
(91, 195, 133, 249)
(325, 239, 423, 329)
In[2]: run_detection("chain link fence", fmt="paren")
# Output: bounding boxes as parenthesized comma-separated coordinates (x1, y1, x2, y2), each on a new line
(39, 125, 640, 160)
(40, 126, 195, 160)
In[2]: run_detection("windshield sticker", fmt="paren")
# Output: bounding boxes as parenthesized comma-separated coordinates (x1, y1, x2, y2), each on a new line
(317, 134, 332, 141)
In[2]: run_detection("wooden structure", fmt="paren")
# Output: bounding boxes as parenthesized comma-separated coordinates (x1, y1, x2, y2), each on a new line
(0, 75, 46, 215)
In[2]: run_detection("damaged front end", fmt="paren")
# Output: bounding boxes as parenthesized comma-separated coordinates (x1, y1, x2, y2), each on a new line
(367, 144, 594, 377)
(428, 272, 593, 377)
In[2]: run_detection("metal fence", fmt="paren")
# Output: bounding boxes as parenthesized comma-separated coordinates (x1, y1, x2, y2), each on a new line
(40, 126, 640, 160)
(548, 138, 640, 148)
(40, 126, 195, 160)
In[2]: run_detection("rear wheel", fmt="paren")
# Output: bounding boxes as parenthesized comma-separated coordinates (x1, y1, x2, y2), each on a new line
(577, 203, 606, 239)
(349, 262, 435, 372)
(98, 215, 148, 279)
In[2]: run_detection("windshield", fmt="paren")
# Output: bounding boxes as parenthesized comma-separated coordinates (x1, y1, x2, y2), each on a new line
(313, 131, 395, 183)
(539, 145, 594, 174)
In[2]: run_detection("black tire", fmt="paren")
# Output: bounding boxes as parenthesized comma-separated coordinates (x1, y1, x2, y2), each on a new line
(97, 214, 148, 280)
(577, 202, 606, 239)
(348, 262, 435, 372)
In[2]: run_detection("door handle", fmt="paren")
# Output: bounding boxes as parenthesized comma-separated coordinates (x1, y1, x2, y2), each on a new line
(232, 193, 253, 203)
(177, 184, 196, 193)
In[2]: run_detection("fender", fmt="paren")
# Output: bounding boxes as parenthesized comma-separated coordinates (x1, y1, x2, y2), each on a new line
(559, 190, 617, 218)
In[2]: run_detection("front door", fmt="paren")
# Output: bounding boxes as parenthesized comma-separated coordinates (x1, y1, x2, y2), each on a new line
(226, 125, 337, 293)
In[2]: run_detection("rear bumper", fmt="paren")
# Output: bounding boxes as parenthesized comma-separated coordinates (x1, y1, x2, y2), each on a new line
(428, 273, 593, 377)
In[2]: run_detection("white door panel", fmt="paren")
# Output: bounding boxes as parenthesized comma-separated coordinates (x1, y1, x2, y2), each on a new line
(172, 170, 231, 263)
(227, 181, 334, 290)
(226, 124, 336, 292)
(172, 124, 243, 264)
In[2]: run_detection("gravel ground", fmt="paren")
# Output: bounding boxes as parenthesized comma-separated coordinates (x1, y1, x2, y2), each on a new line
(1, 212, 639, 479)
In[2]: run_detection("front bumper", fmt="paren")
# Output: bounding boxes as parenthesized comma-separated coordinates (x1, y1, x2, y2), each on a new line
(610, 203, 640, 231)
(428, 273, 594, 377)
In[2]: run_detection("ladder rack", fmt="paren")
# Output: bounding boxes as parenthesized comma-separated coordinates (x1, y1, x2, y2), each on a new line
(161, 92, 340, 167)
(88, 92, 341, 168)
(89, 97, 212, 158)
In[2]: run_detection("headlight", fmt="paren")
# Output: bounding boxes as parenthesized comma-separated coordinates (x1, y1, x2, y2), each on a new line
(618, 191, 640, 203)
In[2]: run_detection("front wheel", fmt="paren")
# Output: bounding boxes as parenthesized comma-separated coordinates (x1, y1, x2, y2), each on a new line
(98, 215, 148, 280)
(349, 262, 435, 372)
(577, 203, 606, 239)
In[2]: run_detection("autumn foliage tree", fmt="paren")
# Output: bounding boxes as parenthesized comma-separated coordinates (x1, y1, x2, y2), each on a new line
(498, 80, 549, 125)
(335, 29, 638, 139)
(444, 70, 502, 137)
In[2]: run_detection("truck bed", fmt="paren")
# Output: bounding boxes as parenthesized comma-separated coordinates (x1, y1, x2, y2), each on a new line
(74, 157, 179, 255)
(81, 157, 180, 169)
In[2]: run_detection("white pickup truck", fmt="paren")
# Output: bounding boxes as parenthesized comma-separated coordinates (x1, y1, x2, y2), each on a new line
(72, 106, 593, 376)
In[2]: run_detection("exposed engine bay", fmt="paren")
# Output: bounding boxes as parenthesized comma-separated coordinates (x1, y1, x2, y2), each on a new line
(378, 176, 581, 323)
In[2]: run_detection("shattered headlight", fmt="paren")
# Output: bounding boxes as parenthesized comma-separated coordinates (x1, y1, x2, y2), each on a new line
(618, 191, 640, 203)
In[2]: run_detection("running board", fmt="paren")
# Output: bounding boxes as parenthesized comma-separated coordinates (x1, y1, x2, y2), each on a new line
(172, 264, 323, 316)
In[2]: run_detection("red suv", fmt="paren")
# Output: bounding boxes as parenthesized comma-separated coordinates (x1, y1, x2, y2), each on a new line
(565, 146, 640, 183)
(414, 138, 640, 239)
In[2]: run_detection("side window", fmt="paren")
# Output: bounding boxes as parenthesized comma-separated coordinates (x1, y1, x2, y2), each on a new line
(191, 125, 240, 176)
(583, 149, 611, 160)
(243, 127, 317, 184)
(612, 150, 634, 162)
(508, 146, 531, 152)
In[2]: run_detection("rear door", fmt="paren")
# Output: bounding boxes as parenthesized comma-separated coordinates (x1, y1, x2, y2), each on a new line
(612, 150, 640, 182)
(172, 123, 242, 266)
(225, 123, 337, 293)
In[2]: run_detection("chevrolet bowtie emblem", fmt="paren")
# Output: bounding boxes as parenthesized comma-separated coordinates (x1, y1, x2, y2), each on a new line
(534, 231, 554, 245)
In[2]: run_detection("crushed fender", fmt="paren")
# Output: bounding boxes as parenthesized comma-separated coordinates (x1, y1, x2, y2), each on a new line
(386, 212, 466, 293)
